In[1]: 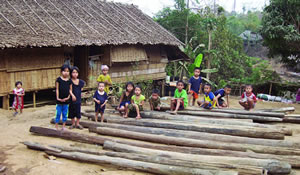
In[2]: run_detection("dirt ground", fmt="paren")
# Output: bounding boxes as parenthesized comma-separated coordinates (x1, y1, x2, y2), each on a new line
(1, 96, 300, 175)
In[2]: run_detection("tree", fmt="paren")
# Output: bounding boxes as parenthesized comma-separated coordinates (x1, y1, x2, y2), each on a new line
(260, 0, 300, 69)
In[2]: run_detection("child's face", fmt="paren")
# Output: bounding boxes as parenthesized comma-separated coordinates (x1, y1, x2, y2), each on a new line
(98, 83, 105, 91)
(225, 88, 231, 95)
(245, 86, 252, 93)
(152, 93, 159, 99)
(204, 85, 211, 93)
(194, 69, 200, 77)
(176, 82, 184, 91)
(135, 88, 141, 95)
(16, 83, 22, 89)
(62, 68, 70, 78)
(127, 84, 134, 92)
(102, 69, 108, 75)
(71, 70, 78, 79)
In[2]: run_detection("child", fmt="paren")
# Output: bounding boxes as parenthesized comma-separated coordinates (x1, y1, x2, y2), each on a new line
(97, 65, 112, 94)
(239, 84, 257, 110)
(117, 82, 135, 118)
(188, 67, 202, 106)
(93, 82, 108, 122)
(12, 81, 25, 116)
(149, 89, 161, 111)
(171, 80, 188, 114)
(55, 65, 72, 130)
(129, 86, 145, 119)
(197, 83, 216, 109)
(214, 85, 231, 108)
(69, 66, 85, 129)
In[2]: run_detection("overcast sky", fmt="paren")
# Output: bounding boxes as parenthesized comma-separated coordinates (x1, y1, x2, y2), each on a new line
(107, 0, 269, 16)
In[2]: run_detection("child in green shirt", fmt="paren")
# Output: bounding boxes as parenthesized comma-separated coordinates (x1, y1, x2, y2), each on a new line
(97, 65, 112, 94)
(171, 80, 188, 115)
(129, 86, 145, 119)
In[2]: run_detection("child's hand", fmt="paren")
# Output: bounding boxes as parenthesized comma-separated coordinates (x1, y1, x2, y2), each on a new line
(101, 104, 105, 108)
(72, 96, 77, 102)
(97, 100, 101, 104)
(188, 90, 191, 94)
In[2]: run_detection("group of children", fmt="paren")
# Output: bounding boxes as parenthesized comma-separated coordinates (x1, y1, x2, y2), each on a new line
(12, 64, 257, 130)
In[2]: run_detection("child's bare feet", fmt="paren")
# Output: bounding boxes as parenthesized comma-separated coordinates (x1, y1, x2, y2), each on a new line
(170, 111, 177, 115)
(61, 127, 66, 131)
(136, 115, 141, 119)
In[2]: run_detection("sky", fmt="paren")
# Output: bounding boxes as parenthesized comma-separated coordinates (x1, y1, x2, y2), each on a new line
(107, 0, 269, 16)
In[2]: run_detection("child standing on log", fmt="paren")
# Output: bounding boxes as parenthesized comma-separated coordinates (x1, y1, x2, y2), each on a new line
(97, 65, 112, 94)
(149, 89, 161, 111)
(55, 65, 72, 130)
(188, 67, 202, 106)
(214, 85, 231, 108)
(12, 81, 25, 116)
(69, 66, 85, 129)
(117, 82, 135, 118)
(197, 83, 216, 109)
(239, 85, 257, 110)
(93, 82, 108, 122)
(171, 81, 188, 115)
(129, 86, 145, 119)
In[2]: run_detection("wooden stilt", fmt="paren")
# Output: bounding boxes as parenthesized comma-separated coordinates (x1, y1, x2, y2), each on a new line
(269, 82, 273, 95)
(33, 91, 37, 108)
(2, 95, 9, 110)
(161, 80, 165, 97)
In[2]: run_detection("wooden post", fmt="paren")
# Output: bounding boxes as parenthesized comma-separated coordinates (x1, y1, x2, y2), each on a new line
(161, 80, 165, 97)
(2, 94, 9, 110)
(33, 91, 37, 108)
(269, 82, 273, 95)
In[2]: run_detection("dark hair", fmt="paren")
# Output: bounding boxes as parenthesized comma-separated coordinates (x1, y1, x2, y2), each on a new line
(15, 81, 22, 87)
(152, 89, 160, 95)
(98, 81, 105, 86)
(135, 85, 142, 91)
(61, 64, 70, 72)
(71, 66, 80, 78)
(125, 82, 135, 92)
(245, 84, 252, 88)
(204, 83, 212, 89)
(225, 85, 231, 89)
(194, 67, 201, 71)
(176, 80, 184, 85)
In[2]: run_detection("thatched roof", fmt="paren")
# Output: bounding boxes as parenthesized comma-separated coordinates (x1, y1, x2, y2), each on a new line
(0, 0, 183, 48)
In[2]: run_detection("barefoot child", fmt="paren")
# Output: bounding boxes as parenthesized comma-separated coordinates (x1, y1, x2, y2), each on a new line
(69, 66, 85, 129)
(171, 81, 188, 114)
(129, 86, 145, 119)
(93, 82, 108, 122)
(117, 82, 134, 118)
(149, 89, 161, 111)
(197, 83, 216, 109)
(12, 81, 25, 116)
(214, 85, 231, 108)
(188, 67, 202, 106)
(55, 65, 72, 130)
(97, 65, 112, 94)
(239, 85, 257, 110)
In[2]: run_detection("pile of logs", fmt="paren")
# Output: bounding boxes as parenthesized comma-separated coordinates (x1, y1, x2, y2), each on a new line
(24, 106, 300, 175)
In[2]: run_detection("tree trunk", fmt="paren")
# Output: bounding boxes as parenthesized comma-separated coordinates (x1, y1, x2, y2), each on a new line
(206, 30, 212, 80)
(103, 141, 291, 175)
(90, 123, 297, 148)
(174, 110, 283, 122)
(93, 127, 300, 156)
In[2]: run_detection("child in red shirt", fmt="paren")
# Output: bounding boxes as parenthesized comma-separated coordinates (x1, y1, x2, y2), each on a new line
(239, 85, 257, 110)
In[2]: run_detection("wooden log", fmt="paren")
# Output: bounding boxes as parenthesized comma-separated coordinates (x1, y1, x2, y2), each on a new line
(283, 116, 300, 124)
(186, 107, 285, 118)
(105, 152, 259, 175)
(90, 123, 298, 148)
(174, 110, 283, 122)
(92, 127, 300, 156)
(103, 141, 292, 175)
(141, 111, 292, 135)
(44, 151, 236, 175)
(104, 118, 285, 139)
(48, 145, 105, 156)
(258, 107, 295, 113)
(22, 141, 62, 153)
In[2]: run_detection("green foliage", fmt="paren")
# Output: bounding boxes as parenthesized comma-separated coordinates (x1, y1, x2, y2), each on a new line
(260, 0, 300, 68)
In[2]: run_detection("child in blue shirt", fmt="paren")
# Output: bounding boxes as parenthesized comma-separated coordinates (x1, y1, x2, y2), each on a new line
(214, 85, 231, 108)
(197, 83, 216, 109)
(93, 82, 108, 122)
(188, 67, 202, 106)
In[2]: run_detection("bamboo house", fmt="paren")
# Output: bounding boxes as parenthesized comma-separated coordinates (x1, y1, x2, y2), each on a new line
(0, 0, 187, 109)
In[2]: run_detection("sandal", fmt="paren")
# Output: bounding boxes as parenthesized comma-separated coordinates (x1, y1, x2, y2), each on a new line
(76, 124, 84, 130)
(69, 125, 75, 129)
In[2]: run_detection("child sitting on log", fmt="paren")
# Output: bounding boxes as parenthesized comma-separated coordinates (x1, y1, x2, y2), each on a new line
(197, 83, 216, 109)
(117, 82, 135, 118)
(149, 89, 161, 111)
(55, 65, 72, 130)
(239, 84, 257, 110)
(188, 67, 202, 106)
(12, 81, 25, 116)
(171, 80, 188, 115)
(129, 86, 145, 119)
(214, 85, 231, 108)
(93, 82, 108, 122)
(97, 65, 112, 94)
